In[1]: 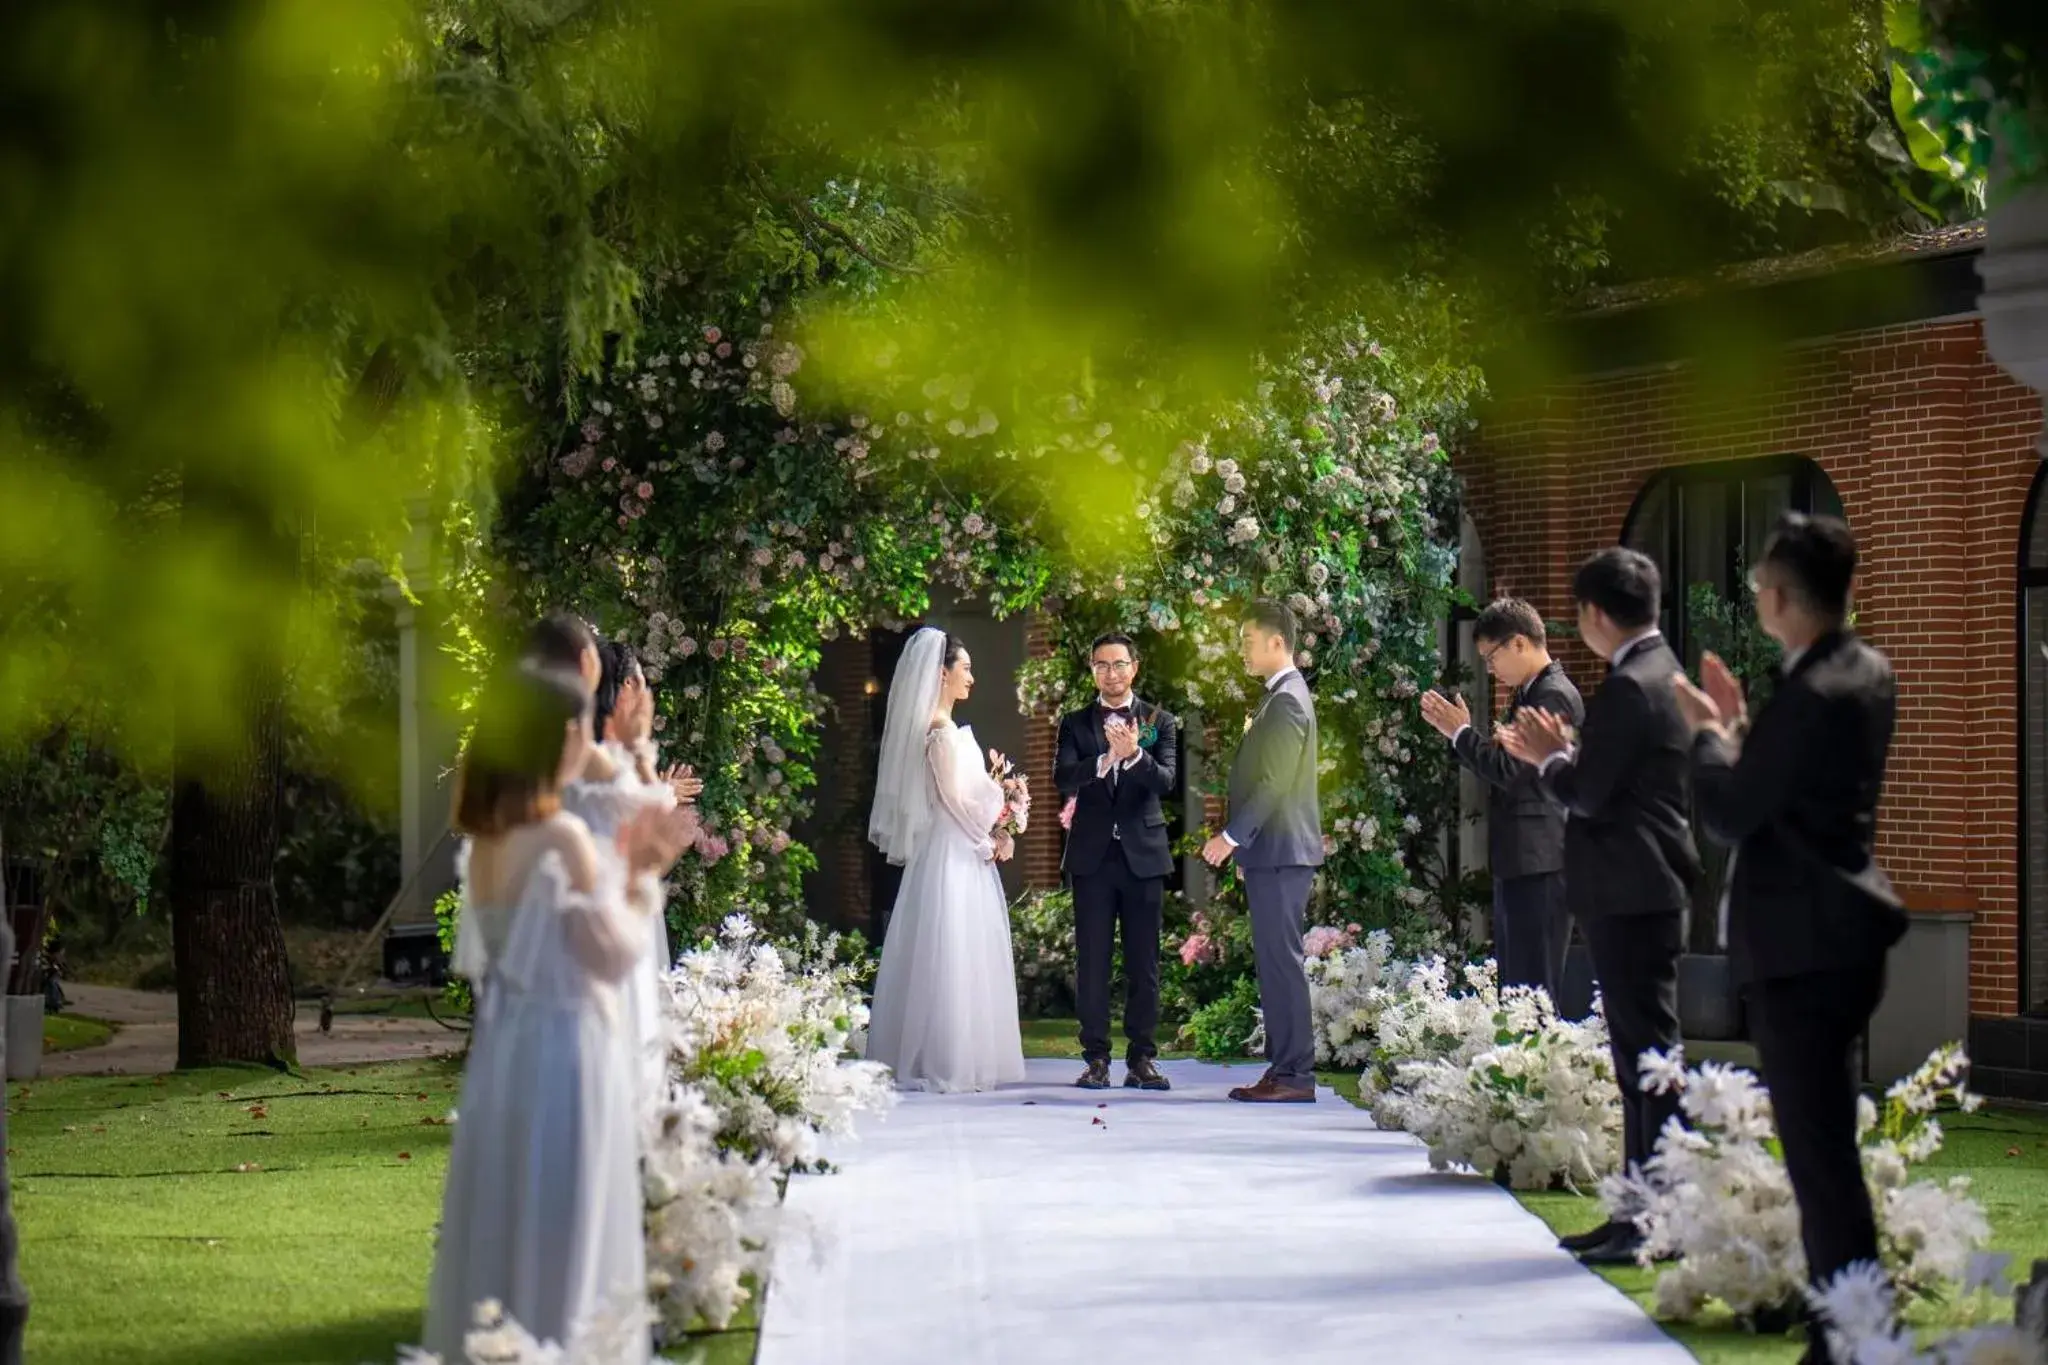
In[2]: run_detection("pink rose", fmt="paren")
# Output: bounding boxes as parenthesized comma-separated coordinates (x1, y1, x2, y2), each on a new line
(602, 456, 616, 472)
(636, 481, 654, 500)
(1179, 933, 1216, 968)
(703, 326, 722, 344)
(708, 640, 728, 660)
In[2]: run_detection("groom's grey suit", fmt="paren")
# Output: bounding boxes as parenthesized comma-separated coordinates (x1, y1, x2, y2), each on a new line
(1224, 667, 1323, 1090)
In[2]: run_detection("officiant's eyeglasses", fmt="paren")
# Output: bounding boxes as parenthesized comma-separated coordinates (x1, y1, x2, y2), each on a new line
(1090, 660, 1134, 674)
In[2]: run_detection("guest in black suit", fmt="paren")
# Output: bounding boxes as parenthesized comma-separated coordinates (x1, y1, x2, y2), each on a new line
(1054, 632, 1181, 1091)
(1501, 547, 1699, 1266)
(1673, 514, 1905, 1364)
(1422, 598, 1584, 1001)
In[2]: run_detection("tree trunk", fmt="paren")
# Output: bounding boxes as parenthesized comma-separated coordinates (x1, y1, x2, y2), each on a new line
(170, 682, 297, 1070)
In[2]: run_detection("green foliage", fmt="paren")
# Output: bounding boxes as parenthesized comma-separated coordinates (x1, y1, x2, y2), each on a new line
(1888, 0, 2048, 193)
(1010, 888, 1079, 1019)
(1184, 974, 1263, 1061)
(1685, 579, 1786, 704)
(433, 886, 472, 1016)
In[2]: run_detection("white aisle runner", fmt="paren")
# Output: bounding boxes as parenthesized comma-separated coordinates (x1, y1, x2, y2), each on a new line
(757, 1058, 1693, 1365)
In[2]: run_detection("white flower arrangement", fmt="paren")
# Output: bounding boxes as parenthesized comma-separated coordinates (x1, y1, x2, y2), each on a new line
(641, 914, 895, 1331)
(1602, 1043, 1991, 1324)
(1392, 1001, 1621, 1192)
(1811, 1256, 2037, 1365)
(1305, 930, 1407, 1066)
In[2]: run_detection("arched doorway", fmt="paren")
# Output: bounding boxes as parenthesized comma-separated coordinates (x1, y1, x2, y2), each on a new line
(1619, 455, 1846, 969)
(2019, 463, 2048, 1013)
(1620, 454, 1845, 666)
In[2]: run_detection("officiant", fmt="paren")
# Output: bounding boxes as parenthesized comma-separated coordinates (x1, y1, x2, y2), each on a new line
(1054, 632, 1180, 1092)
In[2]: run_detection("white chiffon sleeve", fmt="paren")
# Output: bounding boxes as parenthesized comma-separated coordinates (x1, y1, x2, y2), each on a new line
(926, 730, 997, 858)
(449, 838, 489, 982)
(559, 863, 652, 985)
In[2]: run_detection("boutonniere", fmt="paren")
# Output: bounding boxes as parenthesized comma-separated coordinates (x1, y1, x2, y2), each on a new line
(1242, 711, 1256, 735)
(1135, 705, 1160, 749)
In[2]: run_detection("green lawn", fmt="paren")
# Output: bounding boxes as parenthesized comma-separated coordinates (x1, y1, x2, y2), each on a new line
(12, 1058, 757, 1365)
(42, 1015, 114, 1054)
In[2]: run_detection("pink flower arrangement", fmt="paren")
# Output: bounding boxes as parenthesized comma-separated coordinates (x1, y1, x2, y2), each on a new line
(1301, 924, 1361, 959)
(988, 751, 1030, 863)
(1179, 932, 1217, 967)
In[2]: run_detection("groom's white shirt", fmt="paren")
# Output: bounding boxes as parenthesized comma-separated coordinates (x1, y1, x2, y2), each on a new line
(1220, 667, 1300, 847)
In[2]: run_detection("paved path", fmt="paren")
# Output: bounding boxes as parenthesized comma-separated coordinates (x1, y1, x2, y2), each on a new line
(758, 1058, 1690, 1365)
(44, 983, 466, 1077)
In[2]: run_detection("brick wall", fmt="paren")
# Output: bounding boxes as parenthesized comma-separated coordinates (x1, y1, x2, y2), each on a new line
(1021, 613, 1063, 891)
(1459, 317, 2044, 1017)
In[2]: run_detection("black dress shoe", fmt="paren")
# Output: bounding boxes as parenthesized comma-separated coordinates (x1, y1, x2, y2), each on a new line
(1558, 1220, 1624, 1253)
(1124, 1058, 1171, 1091)
(1076, 1058, 1112, 1089)
(1575, 1226, 1647, 1267)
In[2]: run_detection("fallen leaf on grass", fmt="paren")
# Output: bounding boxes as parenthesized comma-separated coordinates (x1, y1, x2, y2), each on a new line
(396, 1151, 413, 1161)
(217, 1092, 232, 1100)
(2009, 1147, 2024, 1158)
(246, 1105, 268, 1120)
(233, 1163, 262, 1173)
(420, 1116, 449, 1127)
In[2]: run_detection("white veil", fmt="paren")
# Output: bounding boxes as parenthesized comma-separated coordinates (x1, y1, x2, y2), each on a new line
(868, 627, 948, 866)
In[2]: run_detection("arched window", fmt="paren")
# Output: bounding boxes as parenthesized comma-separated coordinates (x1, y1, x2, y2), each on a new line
(2020, 465, 2048, 1012)
(1620, 455, 1845, 664)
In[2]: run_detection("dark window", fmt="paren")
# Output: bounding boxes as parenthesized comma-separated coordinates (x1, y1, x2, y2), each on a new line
(1620, 456, 1845, 961)
(1621, 456, 1845, 667)
(2021, 466, 2048, 1012)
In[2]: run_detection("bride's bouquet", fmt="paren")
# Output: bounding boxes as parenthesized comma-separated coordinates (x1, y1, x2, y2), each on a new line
(989, 749, 1030, 862)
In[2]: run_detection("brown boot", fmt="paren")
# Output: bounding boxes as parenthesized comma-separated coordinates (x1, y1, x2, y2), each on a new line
(1124, 1058, 1171, 1091)
(1227, 1077, 1315, 1103)
(1075, 1058, 1112, 1090)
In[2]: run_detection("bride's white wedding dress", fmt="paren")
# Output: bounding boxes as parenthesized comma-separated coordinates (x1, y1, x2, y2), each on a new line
(864, 720, 1027, 1093)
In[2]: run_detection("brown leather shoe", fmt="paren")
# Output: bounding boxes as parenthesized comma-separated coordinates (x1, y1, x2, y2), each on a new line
(1227, 1077, 1315, 1103)
(1075, 1058, 1112, 1090)
(1124, 1058, 1171, 1091)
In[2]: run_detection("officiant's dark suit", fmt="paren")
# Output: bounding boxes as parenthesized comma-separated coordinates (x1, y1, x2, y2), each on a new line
(1528, 549, 1699, 1260)
(1690, 517, 1904, 1358)
(1055, 672, 1180, 1081)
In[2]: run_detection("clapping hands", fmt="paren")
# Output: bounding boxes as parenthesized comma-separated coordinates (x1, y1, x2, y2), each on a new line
(1497, 708, 1574, 766)
(1672, 651, 1747, 737)
(618, 802, 699, 880)
(1105, 717, 1141, 761)
(662, 762, 704, 805)
(1418, 689, 1472, 740)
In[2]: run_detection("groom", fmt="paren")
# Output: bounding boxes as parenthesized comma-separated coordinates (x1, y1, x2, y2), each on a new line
(1202, 600, 1322, 1103)
(1055, 632, 1180, 1091)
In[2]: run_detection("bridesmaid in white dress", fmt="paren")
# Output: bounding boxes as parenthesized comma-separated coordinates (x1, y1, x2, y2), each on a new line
(424, 664, 692, 1359)
(864, 629, 1028, 1092)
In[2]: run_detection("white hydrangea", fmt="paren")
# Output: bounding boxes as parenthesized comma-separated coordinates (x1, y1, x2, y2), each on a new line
(1603, 1043, 1990, 1324)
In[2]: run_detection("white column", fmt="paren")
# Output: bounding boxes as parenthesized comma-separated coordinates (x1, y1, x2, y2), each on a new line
(1977, 178, 2048, 437)
(390, 495, 453, 933)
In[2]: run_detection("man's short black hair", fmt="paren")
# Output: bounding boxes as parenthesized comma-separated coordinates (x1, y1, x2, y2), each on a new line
(1472, 598, 1546, 650)
(1090, 631, 1139, 661)
(1240, 599, 1299, 653)
(1758, 512, 1857, 618)
(1570, 548, 1661, 631)
(524, 611, 596, 674)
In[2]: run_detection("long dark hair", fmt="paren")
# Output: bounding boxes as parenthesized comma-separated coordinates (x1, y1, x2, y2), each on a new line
(592, 640, 642, 739)
(942, 633, 968, 670)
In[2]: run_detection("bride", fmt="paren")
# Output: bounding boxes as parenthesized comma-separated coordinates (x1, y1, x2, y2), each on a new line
(864, 628, 1027, 1092)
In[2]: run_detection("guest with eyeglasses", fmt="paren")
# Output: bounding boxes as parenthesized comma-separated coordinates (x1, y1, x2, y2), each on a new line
(1421, 598, 1584, 1002)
